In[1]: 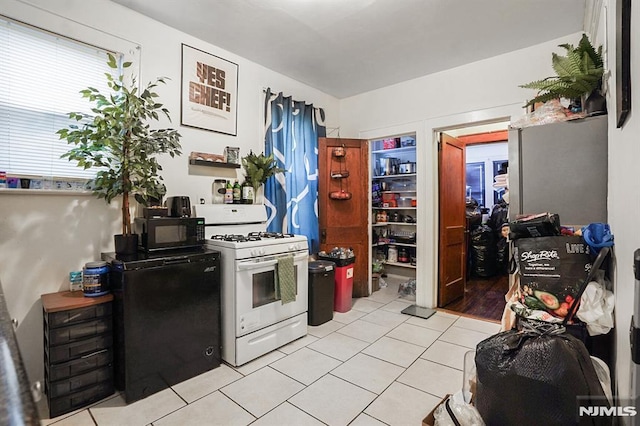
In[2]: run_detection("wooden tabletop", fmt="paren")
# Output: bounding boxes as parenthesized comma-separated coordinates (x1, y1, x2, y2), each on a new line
(41, 291, 113, 313)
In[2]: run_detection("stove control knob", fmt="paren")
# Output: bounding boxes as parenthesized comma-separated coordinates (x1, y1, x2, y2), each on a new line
(288, 244, 298, 251)
(260, 248, 266, 256)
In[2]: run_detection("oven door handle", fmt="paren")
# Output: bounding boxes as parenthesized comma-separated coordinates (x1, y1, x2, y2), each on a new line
(238, 259, 278, 270)
(237, 252, 308, 271)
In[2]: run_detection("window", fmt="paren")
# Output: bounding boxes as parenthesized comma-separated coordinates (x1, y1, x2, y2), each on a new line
(493, 160, 508, 204)
(0, 17, 120, 179)
(466, 162, 485, 206)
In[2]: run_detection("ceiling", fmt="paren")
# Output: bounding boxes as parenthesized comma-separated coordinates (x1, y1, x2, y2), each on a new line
(111, 0, 587, 99)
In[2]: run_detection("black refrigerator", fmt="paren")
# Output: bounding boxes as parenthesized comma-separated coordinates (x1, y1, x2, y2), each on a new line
(103, 249, 221, 403)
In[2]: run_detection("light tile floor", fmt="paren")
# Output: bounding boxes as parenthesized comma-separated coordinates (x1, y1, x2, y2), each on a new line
(40, 278, 501, 426)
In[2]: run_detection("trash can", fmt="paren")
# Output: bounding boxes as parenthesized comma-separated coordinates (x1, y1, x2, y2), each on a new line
(318, 255, 355, 313)
(308, 261, 335, 326)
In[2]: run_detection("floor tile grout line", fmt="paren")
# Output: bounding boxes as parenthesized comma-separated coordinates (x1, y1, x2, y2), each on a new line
(64, 291, 500, 425)
(144, 386, 191, 425)
(217, 381, 264, 421)
(250, 400, 329, 426)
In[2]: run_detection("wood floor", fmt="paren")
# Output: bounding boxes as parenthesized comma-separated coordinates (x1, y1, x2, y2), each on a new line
(443, 274, 509, 321)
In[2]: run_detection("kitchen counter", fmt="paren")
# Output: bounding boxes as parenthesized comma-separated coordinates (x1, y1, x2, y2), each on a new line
(0, 285, 39, 425)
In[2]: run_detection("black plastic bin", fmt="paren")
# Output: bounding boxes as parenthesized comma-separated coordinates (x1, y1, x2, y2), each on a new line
(308, 261, 336, 326)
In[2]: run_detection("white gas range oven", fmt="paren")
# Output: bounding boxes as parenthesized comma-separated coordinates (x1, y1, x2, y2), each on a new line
(194, 204, 309, 366)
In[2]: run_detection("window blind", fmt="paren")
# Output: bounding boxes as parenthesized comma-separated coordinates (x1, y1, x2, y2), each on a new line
(0, 17, 119, 179)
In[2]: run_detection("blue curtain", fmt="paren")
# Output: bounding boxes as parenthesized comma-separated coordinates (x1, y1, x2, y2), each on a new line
(264, 89, 326, 253)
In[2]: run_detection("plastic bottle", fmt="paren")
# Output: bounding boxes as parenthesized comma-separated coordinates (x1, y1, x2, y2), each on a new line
(387, 245, 398, 263)
(232, 180, 241, 203)
(224, 180, 233, 204)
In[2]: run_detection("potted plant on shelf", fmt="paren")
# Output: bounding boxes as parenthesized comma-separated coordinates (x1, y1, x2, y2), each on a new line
(241, 151, 285, 204)
(58, 54, 182, 254)
(520, 33, 605, 114)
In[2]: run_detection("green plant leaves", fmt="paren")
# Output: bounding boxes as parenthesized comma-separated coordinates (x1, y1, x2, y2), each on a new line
(520, 33, 603, 108)
(58, 56, 182, 234)
(241, 151, 285, 190)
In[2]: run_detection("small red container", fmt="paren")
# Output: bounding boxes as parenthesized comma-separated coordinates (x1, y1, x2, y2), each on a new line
(382, 192, 397, 202)
(382, 138, 400, 149)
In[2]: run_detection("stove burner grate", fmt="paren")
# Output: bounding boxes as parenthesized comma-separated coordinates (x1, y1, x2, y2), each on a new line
(210, 234, 262, 242)
(248, 231, 294, 239)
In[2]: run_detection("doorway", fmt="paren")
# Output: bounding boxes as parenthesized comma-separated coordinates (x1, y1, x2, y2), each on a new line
(437, 124, 510, 321)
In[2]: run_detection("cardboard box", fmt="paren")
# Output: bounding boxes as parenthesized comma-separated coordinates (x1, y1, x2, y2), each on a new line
(422, 394, 451, 426)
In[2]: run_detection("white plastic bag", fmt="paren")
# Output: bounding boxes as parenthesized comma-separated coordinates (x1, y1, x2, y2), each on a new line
(576, 271, 614, 336)
(434, 393, 485, 426)
(591, 356, 612, 404)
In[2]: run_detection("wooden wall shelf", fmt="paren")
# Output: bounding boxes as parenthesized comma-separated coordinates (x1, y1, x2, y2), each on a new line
(189, 159, 240, 169)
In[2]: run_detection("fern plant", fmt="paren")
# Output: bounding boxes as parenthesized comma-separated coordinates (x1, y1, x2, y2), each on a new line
(241, 150, 285, 195)
(520, 34, 603, 107)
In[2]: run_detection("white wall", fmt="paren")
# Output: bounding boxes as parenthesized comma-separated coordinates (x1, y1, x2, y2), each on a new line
(602, 0, 640, 407)
(342, 33, 583, 309)
(0, 0, 339, 393)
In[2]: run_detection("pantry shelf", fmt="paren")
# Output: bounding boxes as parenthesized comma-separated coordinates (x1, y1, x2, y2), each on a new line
(374, 242, 416, 248)
(371, 147, 415, 155)
(370, 132, 417, 285)
(376, 207, 416, 210)
(384, 261, 416, 269)
(372, 173, 416, 179)
(372, 222, 416, 226)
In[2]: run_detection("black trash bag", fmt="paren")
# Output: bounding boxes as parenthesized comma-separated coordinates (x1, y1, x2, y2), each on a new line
(488, 199, 508, 232)
(466, 198, 482, 229)
(470, 224, 496, 277)
(496, 236, 508, 274)
(475, 322, 611, 426)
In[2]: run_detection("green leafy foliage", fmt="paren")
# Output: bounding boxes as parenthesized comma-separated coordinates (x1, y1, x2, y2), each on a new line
(520, 34, 603, 107)
(241, 151, 285, 192)
(57, 53, 182, 235)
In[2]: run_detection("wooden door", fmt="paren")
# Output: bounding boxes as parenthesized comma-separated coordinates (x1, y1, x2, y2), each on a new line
(318, 138, 369, 297)
(438, 133, 466, 306)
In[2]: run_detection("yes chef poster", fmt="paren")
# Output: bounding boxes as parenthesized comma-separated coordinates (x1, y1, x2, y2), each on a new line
(181, 44, 238, 136)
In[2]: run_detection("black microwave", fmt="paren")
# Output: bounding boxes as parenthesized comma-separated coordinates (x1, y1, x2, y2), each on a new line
(134, 217, 205, 252)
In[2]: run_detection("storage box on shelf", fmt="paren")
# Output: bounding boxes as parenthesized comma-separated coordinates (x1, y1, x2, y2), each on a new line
(41, 291, 115, 418)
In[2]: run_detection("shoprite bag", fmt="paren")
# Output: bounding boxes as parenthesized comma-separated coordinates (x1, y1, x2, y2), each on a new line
(513, 235, 592, 320)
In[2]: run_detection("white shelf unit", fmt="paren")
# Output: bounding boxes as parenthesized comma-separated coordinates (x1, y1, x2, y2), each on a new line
(371, 134, 417, 284)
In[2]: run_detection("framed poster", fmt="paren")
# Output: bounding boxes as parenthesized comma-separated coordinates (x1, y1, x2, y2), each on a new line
(616, 0, 631, 128)
(181, 44, 238, 135)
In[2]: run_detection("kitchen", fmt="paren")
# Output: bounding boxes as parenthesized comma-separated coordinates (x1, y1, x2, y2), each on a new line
(1, 0, 639, 425)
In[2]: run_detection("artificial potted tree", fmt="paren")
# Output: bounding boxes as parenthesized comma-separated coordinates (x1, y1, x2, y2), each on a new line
(520, 33, 605, 114)
(241, 151, 284, 204)
(58, 54, 182, 254)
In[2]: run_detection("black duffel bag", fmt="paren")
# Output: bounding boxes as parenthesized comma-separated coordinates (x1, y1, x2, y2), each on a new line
(475, 321, 610, 426)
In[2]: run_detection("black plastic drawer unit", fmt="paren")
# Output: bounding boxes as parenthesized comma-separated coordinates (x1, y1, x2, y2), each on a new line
(47, 349, 112, 382)
(42, 291, 115, 419)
